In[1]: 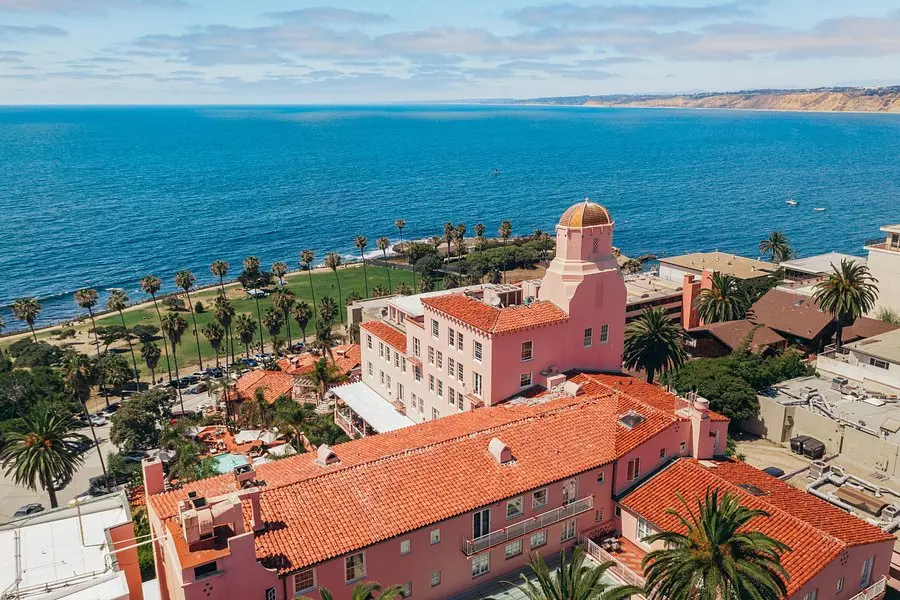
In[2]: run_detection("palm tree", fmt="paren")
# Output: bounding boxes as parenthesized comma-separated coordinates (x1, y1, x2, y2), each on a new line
(324, 252, 344, 323)
(160, 312, 188, 413)
(499, 219, 513, 244)
(272, 289, 296, 347)
(299, 582, 404, 600)
(292, 301, 313, 344)
(74, 288, 111, 406)
(106, 289, 140, 383)
(141, 341, 161, 383)
(623, 307, 687, 384)
(695, 273, 751, 324)
(813, 259, 879, 351)
(394, 219, 415, 290)
(209, 260, 230, 294)
(317, 296, 338, 329)
(488, 547, 641, 600)
(314, 321, 342, 362)
(1, 412, 85, 508)
(271, 261, 289, 287)
(262, 307, 284, 352)
(455, 223, 467, 258)
(376, 237, 393, 291)
(300, 249, 317, 320)
(202, 322, 225, 368)
(11, 297, 41, 341)
(642, 488, 791, 600)
(474, 222, 486, 242)
(62, 352, 107, 480)
(214, 293, 237, 366)
(758, 231, 794, 264)
(443, 222, 455, 260)
(174, 270, 203, 369)
(140, 275, 173, 383)
(353, 235, 370, 297)
(234, 314, 257, 358)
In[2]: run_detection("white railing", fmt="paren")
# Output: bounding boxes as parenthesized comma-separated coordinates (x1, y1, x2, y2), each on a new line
(579, 534, 646, 591)
(462, 497, 593, 556)
(849, 577, 886, 600)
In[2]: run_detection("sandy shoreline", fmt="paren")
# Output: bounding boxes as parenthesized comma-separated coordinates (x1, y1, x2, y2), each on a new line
(464, 101, 900, 116)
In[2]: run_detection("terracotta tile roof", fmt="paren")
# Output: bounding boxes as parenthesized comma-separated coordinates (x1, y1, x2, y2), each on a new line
(276, 345, 361, 377)
(748, 289, 833, 340)
(233, 370, 294, 404)
(698, 320, 785, 352)
(148, 373, 690, 574)
(421, 294, 569, 334)
(842, 317, 900, 343)
(620, 459, 894, 595)
(360, 321, 407, 353)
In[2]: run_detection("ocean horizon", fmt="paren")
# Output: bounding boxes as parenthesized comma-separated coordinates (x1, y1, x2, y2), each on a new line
(2, 104, 899, 329)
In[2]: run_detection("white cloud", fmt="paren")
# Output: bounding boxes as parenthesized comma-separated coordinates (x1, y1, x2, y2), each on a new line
(0, 0, 187, 14)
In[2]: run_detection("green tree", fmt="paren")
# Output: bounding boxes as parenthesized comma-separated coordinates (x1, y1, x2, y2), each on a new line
(499, 219, 512, 243)
(271, 260, 289, 287)
(813, 259, 879, 351)
(623, 308, 687, 384)
(102, 353, 134, 401)
(243, 256, 267, 351)
(174, 270, 203, 369)
(140, 275, 173, 383)
(314, 321, 342, 361)
(60, 352, 107, 479)
(300, 249, 317, 320)
(11, 297, 41, 341)
(272, 289, 296, 347)
(642, 488, 790, 600)
(395, 218, 411, 288)
(209, 260, 230, 294)
(455, 223, 467, 258)
(292, 301, 313, 343)
(110, 389, 172, 453)
(302, 357, 346, 403)
(666, 357, 759, 423)
(876, 307, 900, 325)
(354, 235, 370, 297)
(442, 221, 455, 260)
(160, 312, 188, 413)
(758, 231, 794, 264)
(75, 288, 111, 407)
(317, 296, 338, 329)
(214, 293, 237, 366)
(395, 281, 412, 295)
(376, 236, 393, 291)
(0, 412, 85, 508)
(157, 424, 217, 484)
(107, 289, 140, 383)
(324, 252, 344, 323)
(695, 273, 751, 324)
(474, 222, 486, 249)
(299, 582, 403, 600)
(202, 322, 225, 368)
(141, 342, 162, 383)
(262, 307, 284, 352)
(345, 291, 363, 306)
(234, 314, 257, 358)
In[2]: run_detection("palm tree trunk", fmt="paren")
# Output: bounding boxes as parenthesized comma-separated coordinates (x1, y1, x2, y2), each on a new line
(86, 308, 110, 408)
(245, 343, 251, 359)
(150, 296, 175, 383)
(219, 276, 225, 295)
(228, 324, 236, 366)
(383, 250, 392, 291)
(184, 290, 203, 369)
(646, 367, 655, 385)
(150, 366, 156, 382)
(284, 310, 292, 347)
(118, 311, 140, 385)
(29, 323, 37, 342)
(81, 399, 108, 479)
(43, 473, 59, 509)
(171, 340, 185, 413)
(333, 272, 344, 323)
(360, 250, 369, 297)
(254, 297, 264, 352)
(835, 316, 845, 351)
(306, 267, 317, 321)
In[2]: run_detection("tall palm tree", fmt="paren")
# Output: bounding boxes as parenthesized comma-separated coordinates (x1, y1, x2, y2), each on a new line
(160, 312, 188, 413)
(242, 257, 266, 352)
(272, 289, 296, 347)
(106, 289, 140, 383)
(642, 488, 791, 600)
(813, 259, 879, 351)
(1, 412, 85, 509)
(758, 231, 794, 264)
(174, 270, 203, 369)
(141, 341, 161, 383)
(317, 296, 338, 329)
(623, 307, 687, 384)
(140, 275, 173, 382)
(394, 219, 415, 290)
(300, 582, 403, 600)
(0, 315, 4, 335)
(11, 297, 41, 341)
(300, 249, 317, 320)
(443, 222, 455, 260)
(474, 222, 486, 242)
(209, 260, 230, 294)
(74, 288, 110, 407)
(292, 301, 312, 344)
(695, 273, 751, 324)
(455, 223, 467, 258)
(271, 261, 289, 287)
(202, 322, 225, 368)
(499, 219, 512, 244)
(214, 293, 237, 366)
(262, 307, 284, 352)
(376, 237, 393, 291)
(324, 252, 344, 323)
(234, 314, 257, 358)
(62, 352, 107, 480)
(354, 235, 370, 297)
(489, 547, 641, 600)
(303, 356, 346, 403)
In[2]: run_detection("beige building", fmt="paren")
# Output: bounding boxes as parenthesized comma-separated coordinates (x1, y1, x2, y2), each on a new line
(657, 251, 776, 283)
(866, 224, 900, 315)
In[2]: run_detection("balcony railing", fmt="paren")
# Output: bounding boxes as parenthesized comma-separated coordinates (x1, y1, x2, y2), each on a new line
(850, 577, 886, 600)
(579, 534, 646, 591)
(865, 238, 900, 252)
(461, 496, 593, 556)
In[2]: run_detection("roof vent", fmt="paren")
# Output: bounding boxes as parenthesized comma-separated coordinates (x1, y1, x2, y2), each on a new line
(488, 437, 514, 465)
(618, 411, 646, 430)
(317, 444, 339, 466)
(562, 381, 583, 397)
(736, 483, 768, 496)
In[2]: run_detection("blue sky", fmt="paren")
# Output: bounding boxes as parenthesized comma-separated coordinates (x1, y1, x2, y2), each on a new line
(0, 0, 898, 104)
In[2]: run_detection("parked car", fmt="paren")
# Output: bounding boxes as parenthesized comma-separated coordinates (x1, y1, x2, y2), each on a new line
(186, 382, 208, 394)
(246, 288, 269, 298)
(13, 503, 44, 518)
(204, 367, 224, 379)
(70, 435, 94, 454)
(289, 343, 305, 353)
(69, 415, 89, 428)
(253, 353, 274, 362)
(101, 403, 120, 415)
(88, 473, 131, 496)
(239, 358, 259, 368)
(123, 451, 148, 464)
(89, 414, 109, 427)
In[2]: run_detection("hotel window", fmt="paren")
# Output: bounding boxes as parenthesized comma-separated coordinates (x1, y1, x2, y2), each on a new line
(615, 506, 621, 518)
(474, 340, 483, 362)
(584, 327, 593, 348)
(596, 471, 605, 485)
(399, 583, 411, 598)
(802, 591, 817, 600)
(637, 518, 653, 543)
(400, 539, 410, 556)
(429, 375, 435, 392)
(386, 374, 392, 390)
(294, 568, 316, 594)
(520, 372, 532, 387)
(680, 441, 687, 453)
(394, 353, 400, 368)
(595, 508, 604, 522)
(860, 556, 874, 589)
(432, 319, 439, 338)
(473, 371, 482, 396)
(390, 307, 395, 320)
(659, 447, 667, 461)
(530, 530, 547, 549)
(401, 358, 406, 372)
(428, 347, 434, 365)
(870, 357, 890, 370)
(507, 496, 524, 519)
(385, 347, 391, 362)
(194, 562, 217, 578)
(432, 407, 441, 420)
(436, 351, 443, 369)
(437, 379, 443, 397)
(448, 388, 455, 407)
(448, 328, 455, 347)
(430, 528, 441, 545)
(457, 364, 464, 382)
(521, 340, 533, 362)
(418, 397, 424, 412)
(561, 519, 576, 541)
(532, 488, 548, 509)
(379, 342, 384, 358)
(398, 383, 405, 401)
(472, 553, 490, 578)
(345, 552, 366, 583)
(431, 571, 441, 587)
(398, 312, 405, 324)
(626, 458, 641, 481)
(266, 588, 276, 600)
(836, 578, 844, 594)
(448, 358, 455, 377)
(600, 324, 609, 343)
(413, 338, 420, 357)
(366, 334, 372, 349)
(380, 371, 385, 386)
(367, 362, 373, 376)
(414, 366, 421, 382)
(458, 332, 464, 351)
(504, 540, 522, 560)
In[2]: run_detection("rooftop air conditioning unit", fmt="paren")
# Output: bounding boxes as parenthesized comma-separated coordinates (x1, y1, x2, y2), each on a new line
(882, 505, 900, 520)
(809, 460, 829, 479)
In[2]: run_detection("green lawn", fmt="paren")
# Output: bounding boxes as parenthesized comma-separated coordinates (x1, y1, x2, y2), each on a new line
(6, 265, 417, 379)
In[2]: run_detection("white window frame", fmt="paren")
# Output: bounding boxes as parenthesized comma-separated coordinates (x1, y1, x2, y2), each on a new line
(595, 508, 604, 522)
(400, 539, 411, 556)
(413, 338, 420, 357)
(432, 319, 439, 338)
(367, 362, 373, 376)
(293, 568, 316, 595)
(561, 519, 576, 541)
(600, 324, 609, 343)
(521, 340, 534, 362)
(532, 488, 548, 509)
(504, 539, 522, 560)
(869, 357, 890, 370)
(836, 577, 844, 594)
(530, 530, 547, 549)
(597, 471, 605, 485)
(429, 374, 435, 392)
(448, 358, 455, 377)
(626, 457, 641, 482)
(344, 552, 366, 583)
(414, 366, 421, 382)
(520, 372, 533, 388)
(473, 371, 483, 396)
(584, 327, 593, 348)
(432, 407, 440, 420)
(472, 553, 490, 578)
(457, 332, 464, 351)
(366, 334, 372, 349)
(436, 351, 442, 370)
(448, 328, 455, 347)
(457, 363, 464, 382)
(507, 496, 524, 519)
(430, 528, 441, 545)
(431, 570, 441, 587)
(679, 441, 687, 453)
(428, 346, 434, 365)
(379, 342, 384, 358)
(474, 340, 483, 362)
(399, 582, 411, 598)
(437, 379, 443, 397)
(636, 518, 653, 544)
(448, 387, 455, 407)
(659, 447, 667, 461)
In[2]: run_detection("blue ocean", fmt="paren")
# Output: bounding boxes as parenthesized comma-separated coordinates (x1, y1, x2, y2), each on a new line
(1, 105, 899, 327)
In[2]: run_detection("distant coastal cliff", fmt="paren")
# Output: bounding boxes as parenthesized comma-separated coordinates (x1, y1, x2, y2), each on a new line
(497, 86, 900, 113)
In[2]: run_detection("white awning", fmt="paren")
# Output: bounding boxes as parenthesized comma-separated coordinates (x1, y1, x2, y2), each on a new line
(330, 382, 415, 433)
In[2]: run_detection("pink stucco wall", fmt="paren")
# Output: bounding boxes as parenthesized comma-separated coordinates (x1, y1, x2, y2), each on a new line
(108, 520, 144, 600)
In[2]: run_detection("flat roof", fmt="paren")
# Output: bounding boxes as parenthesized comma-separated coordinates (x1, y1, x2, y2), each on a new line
(779, 252, 865, 275)
(0, 492, 132, 599)
(330, 381, 415, 433)
(659, 251, 775, 280)
(625, 274, 682, 304)
(847, 328, 900, 364)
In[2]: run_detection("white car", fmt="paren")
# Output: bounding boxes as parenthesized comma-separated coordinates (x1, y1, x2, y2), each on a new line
(89, 414, 109, 427)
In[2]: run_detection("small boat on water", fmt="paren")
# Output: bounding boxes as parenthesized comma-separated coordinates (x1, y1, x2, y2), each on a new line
(786, 199, 798, 206)
(814, 207, 826, 212)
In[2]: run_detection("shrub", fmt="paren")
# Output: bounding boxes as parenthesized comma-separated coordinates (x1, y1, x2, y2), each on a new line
(130, 324, 160, 343)
(194, 301, 204, 314)
(161, 297, 186, 311)
(58, 328, 77, 339)
(7, 340, 65, 367)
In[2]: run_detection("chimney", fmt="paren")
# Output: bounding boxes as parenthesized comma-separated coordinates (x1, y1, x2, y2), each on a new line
(681, 274, 702, 330)
(317, 444, 339, 466)
(233, 464, 256, 488)
(690, 394, 714, 460)
(488, 438, 514, 464)
(244, 488, 265, 532)
(545, 372, 567, 390)
(562, 380, 583, 397)
(142, 457, 165, 496)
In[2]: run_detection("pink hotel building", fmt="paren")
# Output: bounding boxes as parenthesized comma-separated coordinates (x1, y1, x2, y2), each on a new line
(142, 201, 893, 600)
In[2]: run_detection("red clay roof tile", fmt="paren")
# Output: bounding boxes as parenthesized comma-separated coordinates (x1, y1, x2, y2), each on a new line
(360, 321, 407, 353)
(422, 294, 568, 334)
(233, 370, 294, 404)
